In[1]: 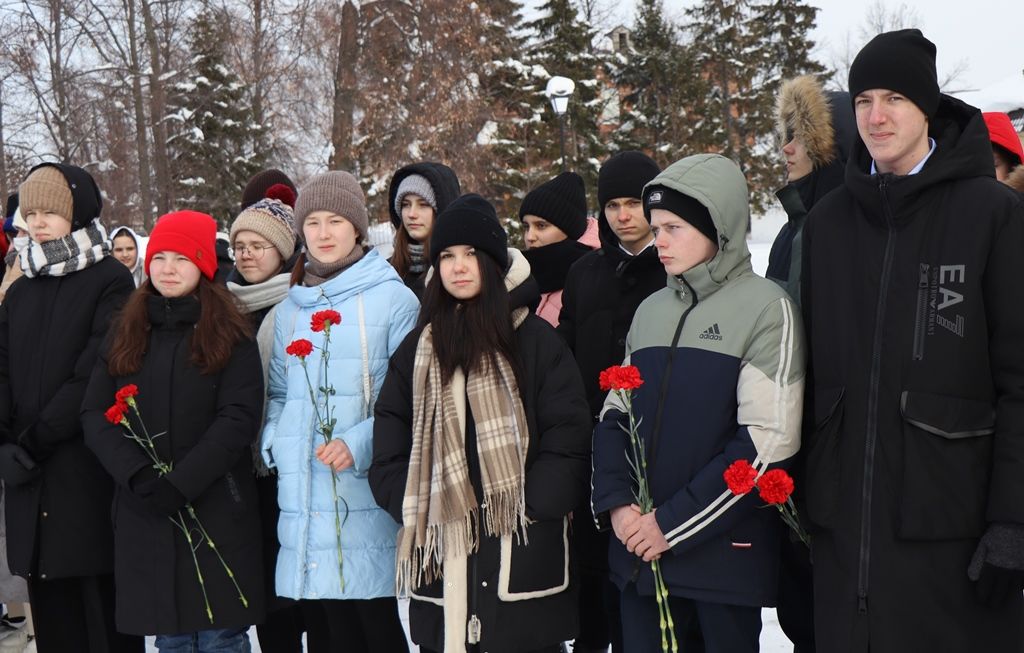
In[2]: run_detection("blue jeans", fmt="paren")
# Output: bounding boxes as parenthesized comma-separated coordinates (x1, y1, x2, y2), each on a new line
(155, 628, 251, 653)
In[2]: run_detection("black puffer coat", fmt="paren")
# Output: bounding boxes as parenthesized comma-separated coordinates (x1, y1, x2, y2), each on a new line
(556, 217, 665, 421)
(802, 94, 1024, 651)
(0, 164, 135, 580)
(371, 263, 591, 652)
(82, 294, 265, 635)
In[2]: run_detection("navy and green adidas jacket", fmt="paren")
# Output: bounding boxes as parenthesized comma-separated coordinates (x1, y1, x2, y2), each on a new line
(591, 154, 807, 607)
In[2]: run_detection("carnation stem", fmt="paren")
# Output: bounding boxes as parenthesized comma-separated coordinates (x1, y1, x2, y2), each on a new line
(170, 511, 214, 624)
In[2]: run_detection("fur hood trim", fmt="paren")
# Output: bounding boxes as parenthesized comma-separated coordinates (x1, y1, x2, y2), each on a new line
(777, 75, 836, 168)
(1005, 165, 1024, 194)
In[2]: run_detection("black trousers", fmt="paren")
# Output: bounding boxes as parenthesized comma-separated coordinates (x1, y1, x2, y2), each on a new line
(300, 597, 409, 653)
(620, 582, 759, 653)
(28, 573, 143, 653)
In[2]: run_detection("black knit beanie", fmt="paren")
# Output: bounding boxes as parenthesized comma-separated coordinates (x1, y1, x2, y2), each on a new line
(643, 185, 718, 246)
(518, 172, 587, 240)
(848, 29, 939, 118)
(241, 169, 298, 211)
(598, 151, 661, 211)
(430, 193, 508, 270)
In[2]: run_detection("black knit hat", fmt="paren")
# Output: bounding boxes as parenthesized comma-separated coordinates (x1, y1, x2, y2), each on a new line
(241, 169, 298, 211)
(848, 29, 939, 118)
(643, 185, 717, 246)
(430, 193, 508, 270)
(518, 172, 587, 240)
(598, 151, 661, 211)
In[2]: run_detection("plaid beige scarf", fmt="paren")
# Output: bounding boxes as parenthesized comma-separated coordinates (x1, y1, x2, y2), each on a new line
(396, 323, 530, 594)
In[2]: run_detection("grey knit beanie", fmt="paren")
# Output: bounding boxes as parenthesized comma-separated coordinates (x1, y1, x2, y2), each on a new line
(393, 174, 438, 218)
(230, 198, 296, 260)
(293, 171, 368, 242)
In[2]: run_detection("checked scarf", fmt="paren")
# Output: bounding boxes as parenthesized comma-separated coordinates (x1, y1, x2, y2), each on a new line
(396, 323, 531, 594)
(20, 218, 110, 278)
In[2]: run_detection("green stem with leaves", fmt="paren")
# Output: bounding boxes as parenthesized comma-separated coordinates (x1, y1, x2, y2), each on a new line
(618, 389, 678, 653)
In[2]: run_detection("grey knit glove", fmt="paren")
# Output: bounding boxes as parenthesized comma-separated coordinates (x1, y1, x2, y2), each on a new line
(967, 522, 1024, 608)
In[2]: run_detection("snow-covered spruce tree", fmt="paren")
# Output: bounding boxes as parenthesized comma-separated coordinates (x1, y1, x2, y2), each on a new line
(166, 8, 266, 227)
(475, 0, 542, 235)
(614, 0, 701, 167)
(684, 0, 827, 212)
(523, 0, 610, 198)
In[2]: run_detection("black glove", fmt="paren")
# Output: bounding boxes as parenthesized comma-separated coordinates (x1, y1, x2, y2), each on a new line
(968, 522, 1024, 608)
(136, 477, 188, 517)
(0, 443, 40, 487)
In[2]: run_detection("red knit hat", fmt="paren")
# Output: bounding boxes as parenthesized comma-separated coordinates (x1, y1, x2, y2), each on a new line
(983, 112, 1024, 167)
(145, 210, 218, 280)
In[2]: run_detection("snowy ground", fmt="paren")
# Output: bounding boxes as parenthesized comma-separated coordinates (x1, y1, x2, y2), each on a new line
(23, 211, 796, 653)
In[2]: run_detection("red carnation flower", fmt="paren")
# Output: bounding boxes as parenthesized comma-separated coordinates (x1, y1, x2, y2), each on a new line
(310, 310, 342, 333)
(286, 338, 314, 359)
(115, 384, 139, 402)
(756, 469, 795, 505)
(105, 403, 126, 425)
(723, 459, 757, 495)
(598, 365, 644, 392)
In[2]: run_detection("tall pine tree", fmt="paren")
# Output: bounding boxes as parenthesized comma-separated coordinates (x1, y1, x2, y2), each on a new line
(166, 8, 266, 227)
(683, 0, 826, 211)
(614, 0, 704, 166)
(523, 0, 610, 197)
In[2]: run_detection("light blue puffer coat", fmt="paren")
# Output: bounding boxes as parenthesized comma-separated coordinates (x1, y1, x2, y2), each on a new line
(262, 249, 419, 600)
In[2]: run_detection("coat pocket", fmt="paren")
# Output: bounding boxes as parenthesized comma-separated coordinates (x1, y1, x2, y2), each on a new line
(803, 386, 845, 529)
(898, 391, 994, 540)
(498, 517, 570, 601)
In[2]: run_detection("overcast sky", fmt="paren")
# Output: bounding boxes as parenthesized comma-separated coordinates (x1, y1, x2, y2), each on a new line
(528, 0, 1024, 94)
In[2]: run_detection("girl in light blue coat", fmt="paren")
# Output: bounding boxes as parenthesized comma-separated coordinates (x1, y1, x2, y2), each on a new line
(262, 170, 418, 652)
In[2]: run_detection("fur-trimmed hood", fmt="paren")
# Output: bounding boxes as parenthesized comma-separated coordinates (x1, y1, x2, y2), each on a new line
(777, 76, 856, 169)
(1004, 165, 1024, 194)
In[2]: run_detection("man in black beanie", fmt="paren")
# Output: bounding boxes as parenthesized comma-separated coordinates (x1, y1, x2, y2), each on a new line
(801, 28, 1024, 650)
(556, 151, 670, 653)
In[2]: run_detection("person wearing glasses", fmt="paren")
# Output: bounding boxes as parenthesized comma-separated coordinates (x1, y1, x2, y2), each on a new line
(226, 193, 316, 652)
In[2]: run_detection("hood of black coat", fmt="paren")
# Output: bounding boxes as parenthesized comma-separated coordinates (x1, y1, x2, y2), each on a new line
(845, 94, 995, 225)
(26, 162, 103, 231)
(387, 162, 461, 227)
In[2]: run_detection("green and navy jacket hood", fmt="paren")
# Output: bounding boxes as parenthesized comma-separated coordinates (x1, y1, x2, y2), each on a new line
(643, 154, 753, 302)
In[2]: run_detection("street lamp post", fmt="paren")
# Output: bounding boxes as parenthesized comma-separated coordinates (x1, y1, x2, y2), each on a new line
(545, 76, 575, 172)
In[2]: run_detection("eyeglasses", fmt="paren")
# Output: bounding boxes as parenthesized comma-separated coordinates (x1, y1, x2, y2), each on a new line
(232, 243, 273, 259)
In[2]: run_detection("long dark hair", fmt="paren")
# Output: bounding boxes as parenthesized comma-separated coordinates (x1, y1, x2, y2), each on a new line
(390, 224, 429, 280)
(418, 250, 521, 385)
(107, 277, 253, 376)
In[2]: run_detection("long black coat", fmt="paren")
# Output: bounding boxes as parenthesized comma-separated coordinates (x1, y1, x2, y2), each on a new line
(370, 315, 591, 653)
(801, 95, 1024, 651)
(82, 294, 265, 635)
(0, 253, 134, 579)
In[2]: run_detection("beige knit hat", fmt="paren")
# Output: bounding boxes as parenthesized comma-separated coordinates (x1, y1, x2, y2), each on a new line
(230, 198, 296, 260)
(19, 166, 73, 223)
(293, 171, 368, 242)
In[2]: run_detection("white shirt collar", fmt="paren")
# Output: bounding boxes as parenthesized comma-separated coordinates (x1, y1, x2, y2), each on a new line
(870, 137, 937, 176)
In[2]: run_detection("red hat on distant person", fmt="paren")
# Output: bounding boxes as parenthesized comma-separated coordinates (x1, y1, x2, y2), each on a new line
(145, 210, 218, 280)
(983, 112, 1024, 167)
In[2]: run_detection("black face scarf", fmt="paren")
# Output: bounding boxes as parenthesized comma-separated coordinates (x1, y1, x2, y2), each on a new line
(521, 239, 593, 293)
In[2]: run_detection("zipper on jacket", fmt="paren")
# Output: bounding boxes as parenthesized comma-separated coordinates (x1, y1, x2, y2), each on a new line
(912, 264, 929, 361)
(628, 277, 698, 588)
(859, 175, 897, 616)
(467, 553, 481, 644)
